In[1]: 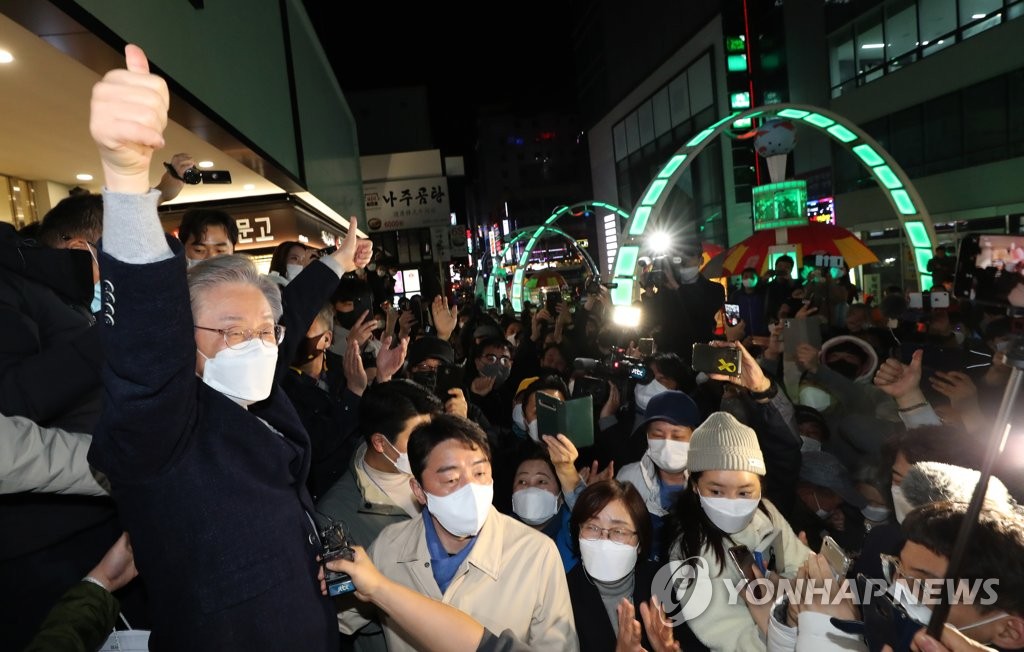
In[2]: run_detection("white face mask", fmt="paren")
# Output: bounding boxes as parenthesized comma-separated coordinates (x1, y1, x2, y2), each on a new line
(527, 420, 539, 442)
(861, 505, 891, 522)
(635, 379, 669, 411)
(507, 334, 518, 347)
(426, 482, 494, 537)
(891, 483, 914, 524)
(698, 493, 760, 534)
(285, 263, 304, 280)
(385, 439, 412, 475)
(647, 438, 689, 473)
(800, 436, 823, 452)
(512, 403, 527, 431)
(579, 537, 639, 583)
(199, 339, 278, 406)
(741, 278, 756, 289)
(890, 580, 934, 626)
(512, 487, 560, 525)
(799, 386, 833, 412)
(677, 266, 700, 284)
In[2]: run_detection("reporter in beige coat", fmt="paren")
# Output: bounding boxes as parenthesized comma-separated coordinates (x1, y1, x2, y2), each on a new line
(338, 414, 578, 651)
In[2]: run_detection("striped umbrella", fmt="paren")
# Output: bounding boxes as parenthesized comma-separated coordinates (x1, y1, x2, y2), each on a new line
(720, 223, 878, 276)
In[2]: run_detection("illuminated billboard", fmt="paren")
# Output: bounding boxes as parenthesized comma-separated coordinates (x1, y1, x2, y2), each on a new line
(752, 180, 808, 231)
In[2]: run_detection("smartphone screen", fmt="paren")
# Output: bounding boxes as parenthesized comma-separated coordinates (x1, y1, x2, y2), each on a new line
(638, 338, 654, 357)
(725, 304, 741, 327)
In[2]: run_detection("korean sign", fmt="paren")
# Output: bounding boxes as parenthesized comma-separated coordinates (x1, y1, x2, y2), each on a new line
(364, 177, 450, 232)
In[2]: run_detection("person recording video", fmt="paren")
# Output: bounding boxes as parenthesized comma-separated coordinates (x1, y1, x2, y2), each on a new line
(643, 242, 724, 365)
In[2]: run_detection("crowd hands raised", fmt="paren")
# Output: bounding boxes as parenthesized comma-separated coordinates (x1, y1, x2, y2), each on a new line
(3, 44, 1024, 652)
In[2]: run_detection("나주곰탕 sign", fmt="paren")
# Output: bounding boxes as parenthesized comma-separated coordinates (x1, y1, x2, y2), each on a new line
(364, 177, 450, 232)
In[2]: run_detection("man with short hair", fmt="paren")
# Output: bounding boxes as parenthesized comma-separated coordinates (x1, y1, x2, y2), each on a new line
(729, 266, 768, 336)
(177, 207, 238, 264)
(773, 502, 1024, 650)
(338, 414, 578, 651)
(765, 254, 797, 322)
(316, 380, 442, 545)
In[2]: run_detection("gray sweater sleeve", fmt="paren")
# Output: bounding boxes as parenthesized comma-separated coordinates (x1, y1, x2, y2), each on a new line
(101, 189, 173, 263)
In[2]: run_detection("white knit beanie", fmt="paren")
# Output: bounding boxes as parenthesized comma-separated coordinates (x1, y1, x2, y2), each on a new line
(687, 412, 765, 476)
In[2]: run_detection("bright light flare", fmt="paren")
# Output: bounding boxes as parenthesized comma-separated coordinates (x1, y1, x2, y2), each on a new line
(648, 230, 673, 256)
(612, 305, 641, 328)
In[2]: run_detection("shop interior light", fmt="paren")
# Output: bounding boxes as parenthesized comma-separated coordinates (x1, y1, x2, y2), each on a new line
(727, 54, 747, 72)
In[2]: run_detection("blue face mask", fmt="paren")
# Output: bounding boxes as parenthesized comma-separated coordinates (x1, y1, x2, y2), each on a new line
(86, 243, 101, 313)
(91, 282, 102, 314)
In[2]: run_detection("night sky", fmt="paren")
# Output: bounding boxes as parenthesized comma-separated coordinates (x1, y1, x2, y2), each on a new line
(300, 3, 579, 156)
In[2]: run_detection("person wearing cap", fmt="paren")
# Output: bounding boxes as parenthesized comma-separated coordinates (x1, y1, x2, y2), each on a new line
(403, 336, 493, 439)
(792, 405, 829, 453)
(790, 450, 868, 554)
(616, 390, 702, 562)
(668, 412, 811, 652)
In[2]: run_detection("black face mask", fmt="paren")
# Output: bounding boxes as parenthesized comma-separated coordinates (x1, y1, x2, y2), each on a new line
(828, 359, 860, 380)
(336, 310, 360, 330)
(410, 369, 438, 392)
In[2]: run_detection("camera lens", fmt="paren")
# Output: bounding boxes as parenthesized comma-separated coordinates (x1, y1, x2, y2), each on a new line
(182, 167, 201, 185)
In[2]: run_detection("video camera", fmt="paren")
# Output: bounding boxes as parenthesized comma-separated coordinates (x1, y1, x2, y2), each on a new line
(573, 347, 651, 384)
(319, 520, 357, 596)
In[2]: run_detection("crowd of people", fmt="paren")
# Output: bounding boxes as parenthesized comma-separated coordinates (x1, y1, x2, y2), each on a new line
(3, 44, 1024, 652)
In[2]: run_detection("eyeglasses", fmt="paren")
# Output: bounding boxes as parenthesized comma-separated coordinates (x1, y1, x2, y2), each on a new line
(194, 324, 285, 349)
(580, 523, 638, 545)
(480, 353, 512, 366)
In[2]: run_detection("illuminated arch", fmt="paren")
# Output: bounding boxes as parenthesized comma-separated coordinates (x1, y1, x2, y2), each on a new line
(484, 223, 603, 309)
(609, 104, 938, 307)
(489, 201, 630, 311)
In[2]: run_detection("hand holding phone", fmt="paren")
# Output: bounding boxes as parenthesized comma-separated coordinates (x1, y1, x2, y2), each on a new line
(692, 342, 742, 377)
(820, 536, 851, 578)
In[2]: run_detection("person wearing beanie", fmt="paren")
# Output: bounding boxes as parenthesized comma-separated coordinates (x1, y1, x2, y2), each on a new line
(616, 390, 702, 562)
(668, 411, 811, 652)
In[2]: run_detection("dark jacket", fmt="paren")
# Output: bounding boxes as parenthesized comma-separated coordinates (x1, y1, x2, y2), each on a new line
(0, 223, 100, 431)
(729, 285, 769, 336)
(281, 369, 361, 501)
(649, 276, 724, 363)
(88, 241, 337, 652)
(0, 224, 122, 649)
(566, 560, 709, 652)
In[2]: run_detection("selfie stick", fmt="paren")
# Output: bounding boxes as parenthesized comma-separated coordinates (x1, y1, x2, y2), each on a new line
(925, 338, 1024, 640)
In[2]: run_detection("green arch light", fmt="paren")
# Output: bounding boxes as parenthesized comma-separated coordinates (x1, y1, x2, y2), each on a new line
(609, 103, 938, 306)
(484, 201, 630, 311)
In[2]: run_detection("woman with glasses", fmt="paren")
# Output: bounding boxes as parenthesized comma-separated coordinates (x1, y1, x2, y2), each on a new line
(566, 479, 707, 652)
(84, 46, 374, 651)
(666, 412, 810, 652)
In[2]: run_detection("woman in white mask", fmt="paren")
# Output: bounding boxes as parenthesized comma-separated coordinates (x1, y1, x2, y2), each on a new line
(617, 390, 701, 562)
(667, 412, 810, 652)
(266, 240, 313, 286)
(566, 479, 701, 652)
(508, 447, 576, 571)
